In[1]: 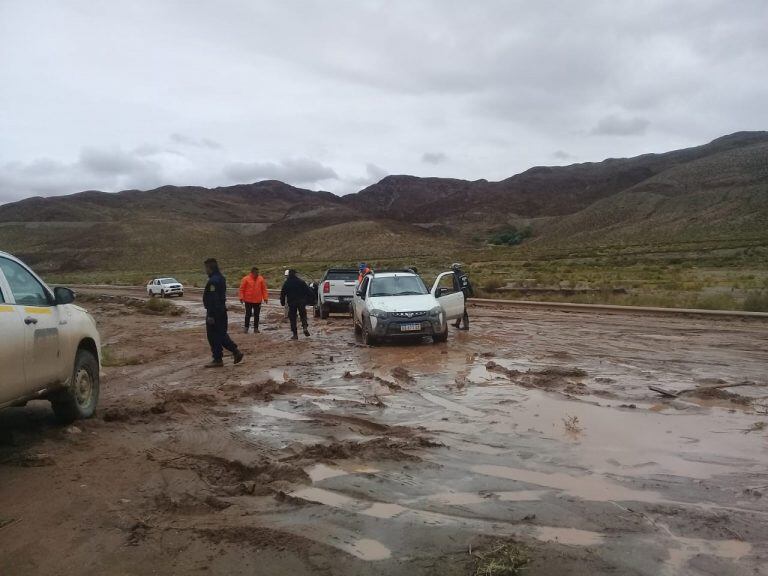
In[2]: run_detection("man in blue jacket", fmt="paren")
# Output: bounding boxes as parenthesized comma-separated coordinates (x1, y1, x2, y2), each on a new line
(203, 258, 244, 367)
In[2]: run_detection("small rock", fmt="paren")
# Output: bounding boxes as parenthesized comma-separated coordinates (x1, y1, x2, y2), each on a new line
(65, 425, 82, 435)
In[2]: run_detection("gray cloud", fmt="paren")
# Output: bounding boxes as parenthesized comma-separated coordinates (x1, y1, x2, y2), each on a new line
(591, 115, 651, 137)
(1, 1, 767, 203)
(170, 133, 222, 149)
(222, 158, 338, 186)
(422, 152, 448, 165)
(552, 150, 576, 161)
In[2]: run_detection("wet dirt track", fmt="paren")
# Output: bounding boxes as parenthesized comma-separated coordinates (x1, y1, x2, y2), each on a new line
(1, 290, 767, 575)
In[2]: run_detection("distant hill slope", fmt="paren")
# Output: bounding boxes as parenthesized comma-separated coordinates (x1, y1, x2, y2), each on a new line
(344, 131, 768, 224)
(1, 131, 767, 276)
(0, 180, 343, 223)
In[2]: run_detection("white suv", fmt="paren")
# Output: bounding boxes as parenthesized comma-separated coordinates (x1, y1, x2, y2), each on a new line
(351, 269, 465, 345)
(0, 251, 101, 422)
(147, 277, 184, 298)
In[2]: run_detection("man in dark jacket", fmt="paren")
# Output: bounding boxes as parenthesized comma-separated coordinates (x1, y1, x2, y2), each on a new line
(451, 262, 474, 330)
(280, 269, 312, 340)
(203, 258, 244, 367)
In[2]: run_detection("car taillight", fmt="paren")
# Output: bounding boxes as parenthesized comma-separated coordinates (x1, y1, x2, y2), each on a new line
(323, 281, 330, 294)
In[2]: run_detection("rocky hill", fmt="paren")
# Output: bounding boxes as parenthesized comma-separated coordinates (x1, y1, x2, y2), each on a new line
(1, 131, 766, 276)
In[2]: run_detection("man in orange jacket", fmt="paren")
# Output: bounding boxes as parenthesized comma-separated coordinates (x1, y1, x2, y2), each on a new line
(238, 266, 269, 333)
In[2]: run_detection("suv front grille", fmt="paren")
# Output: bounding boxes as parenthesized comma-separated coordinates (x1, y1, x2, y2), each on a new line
(391, 311, 427, 319)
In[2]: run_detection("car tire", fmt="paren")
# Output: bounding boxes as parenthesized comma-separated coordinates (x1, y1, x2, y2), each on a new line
(362, 319, 378, 346)
(314, 305, 320, 318)
(433, 324, 448, 344)
(50, 349, 100, 424)
(320, 305, 329, 320)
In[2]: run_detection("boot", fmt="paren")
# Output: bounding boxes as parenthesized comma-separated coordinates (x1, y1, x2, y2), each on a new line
(233, 350, 244, 364)
(303, 327, 310, 337)
(243, 326, 249, 334)
(291, 332, 299, 340)
(204, 360, 224, 368)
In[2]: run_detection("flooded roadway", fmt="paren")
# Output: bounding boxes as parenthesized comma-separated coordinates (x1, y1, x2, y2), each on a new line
(1, 291, 767, 575)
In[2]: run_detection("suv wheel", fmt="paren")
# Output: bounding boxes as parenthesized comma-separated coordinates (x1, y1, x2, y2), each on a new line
(51, 349, 100, 424)
(433, 323, 448, 344)
(362, 319, 378, 346)
(320, 305, 330, 320)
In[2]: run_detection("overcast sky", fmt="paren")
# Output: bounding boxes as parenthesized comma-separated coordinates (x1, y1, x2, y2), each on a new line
(1, 0, 766, 204)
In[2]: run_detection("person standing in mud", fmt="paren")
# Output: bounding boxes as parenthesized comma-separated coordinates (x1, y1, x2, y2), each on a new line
(451, 262, 474, 330)
(203, 258, 244, 367)
(238, 266, 269, 333)
(280, 269, 313, 340)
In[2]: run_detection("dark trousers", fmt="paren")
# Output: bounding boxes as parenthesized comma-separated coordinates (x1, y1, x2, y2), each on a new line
(454, 295, 469, 330)
(206, 312, 239, 361)
(288, 303, 308, 334)
(244, 302, 262, 330)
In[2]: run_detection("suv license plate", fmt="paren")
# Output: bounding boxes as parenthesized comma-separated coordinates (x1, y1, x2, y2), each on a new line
(400, 323, 421, 332)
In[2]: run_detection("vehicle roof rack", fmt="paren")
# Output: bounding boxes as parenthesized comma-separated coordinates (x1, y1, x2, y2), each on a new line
(371, 268, 419, 275)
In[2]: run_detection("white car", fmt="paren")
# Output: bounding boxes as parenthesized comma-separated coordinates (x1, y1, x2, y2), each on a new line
(147, 277, 184, 298)
(351, 269, 465, 345)
(0, 251, 101, 422)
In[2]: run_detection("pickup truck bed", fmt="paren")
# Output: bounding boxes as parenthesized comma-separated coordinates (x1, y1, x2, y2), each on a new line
(315, 268, 358, 319)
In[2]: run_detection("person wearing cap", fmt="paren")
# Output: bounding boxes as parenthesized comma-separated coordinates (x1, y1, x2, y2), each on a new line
(451, 262, 474, 330)
(202, 258, 244, 367)
(238, 266, 269, 333)
(280, 269, 314, 340)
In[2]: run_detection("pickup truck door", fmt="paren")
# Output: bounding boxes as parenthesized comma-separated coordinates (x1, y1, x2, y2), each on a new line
(0, 257, 63, 392)
(0, 278, 27, 402)
(432, 272, 465, 321)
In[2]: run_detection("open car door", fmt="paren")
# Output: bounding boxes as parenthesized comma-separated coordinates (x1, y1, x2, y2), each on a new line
(431, 272, 464, 321)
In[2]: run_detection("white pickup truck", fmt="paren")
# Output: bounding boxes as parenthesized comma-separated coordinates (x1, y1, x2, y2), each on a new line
(147, 277, 184, 298)
(0, 251, 101, 422)
(351, 269, 465, 345)
(314, 268, 358, 319)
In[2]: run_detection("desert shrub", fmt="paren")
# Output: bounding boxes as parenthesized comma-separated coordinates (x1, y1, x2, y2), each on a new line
(481, 278, 505, 293)
(488, 226, 532, 246)
(743, 291, 768, 312)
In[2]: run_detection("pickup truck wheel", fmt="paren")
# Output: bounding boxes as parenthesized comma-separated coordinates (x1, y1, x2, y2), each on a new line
(51, 349, 100, 424)
(320, 305, 330, 320)
(314, 305, 320, 318)
(362, 319, 378, 346)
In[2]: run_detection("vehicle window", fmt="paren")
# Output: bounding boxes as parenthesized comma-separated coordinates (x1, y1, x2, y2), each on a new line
(161, 278, 178, 283)
(0, 286, 5, 303)
(0, 258, 51, 306)
(370, 275, 428, 297)
(326, 271, 358, 281)
(437, 273, 457, 294)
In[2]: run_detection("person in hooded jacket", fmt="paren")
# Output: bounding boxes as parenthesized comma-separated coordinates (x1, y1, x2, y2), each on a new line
(280, 269, 313, 340)
(238, 266, 269, 333)
(203, 258, 244, 367)
(451, 262, 474, 330)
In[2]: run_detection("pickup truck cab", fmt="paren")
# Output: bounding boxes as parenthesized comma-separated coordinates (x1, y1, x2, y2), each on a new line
(0, 251, 101, 422)
(147, 277, 184, 298)
(315, 268, 358, 319)
(351, 269, 465, 345)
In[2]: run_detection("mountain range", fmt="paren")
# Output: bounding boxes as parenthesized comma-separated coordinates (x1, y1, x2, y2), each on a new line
(1, 131, 767, 276)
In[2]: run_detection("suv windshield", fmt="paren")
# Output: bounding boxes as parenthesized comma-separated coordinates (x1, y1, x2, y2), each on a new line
(326, 270, 358, 281)
(160, 278, 178, 284)
(369, 275, 428, 297)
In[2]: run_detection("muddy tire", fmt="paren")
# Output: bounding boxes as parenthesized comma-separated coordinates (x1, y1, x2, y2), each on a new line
(433, 324, 448, 344)
(50, 349, 100, 424)
(320, 306, 329, 320)
(314, 305, 320, 318)
(362, 319, 378, 346)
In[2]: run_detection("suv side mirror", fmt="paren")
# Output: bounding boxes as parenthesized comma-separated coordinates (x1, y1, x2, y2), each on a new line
(54, 286, 76, 305)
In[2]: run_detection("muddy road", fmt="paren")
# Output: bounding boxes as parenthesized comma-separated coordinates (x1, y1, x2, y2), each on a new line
(1, 290, 767, 575)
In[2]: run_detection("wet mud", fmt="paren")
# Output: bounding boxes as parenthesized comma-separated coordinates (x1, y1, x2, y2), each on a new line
(1, 290, 767, 575)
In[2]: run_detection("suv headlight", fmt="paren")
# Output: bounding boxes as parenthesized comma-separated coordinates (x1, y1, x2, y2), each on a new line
(428, 306, 442, 317)
(369, 309, 389, 319)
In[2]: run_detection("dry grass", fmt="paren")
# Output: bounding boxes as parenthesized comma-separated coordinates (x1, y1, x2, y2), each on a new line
(473, 542, 531, 576)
